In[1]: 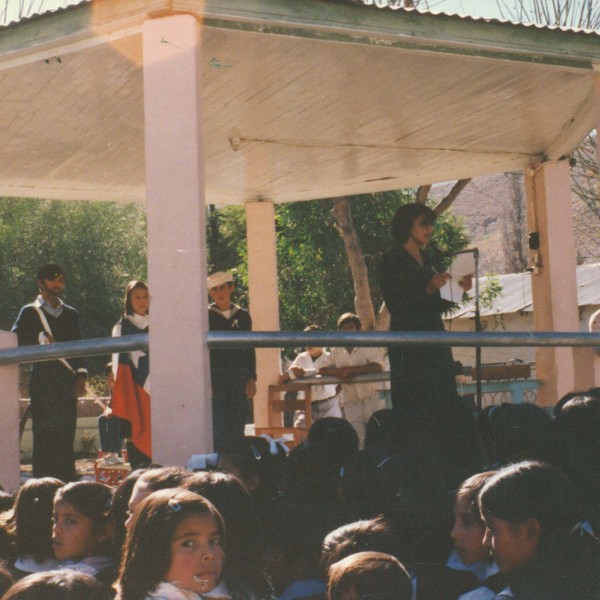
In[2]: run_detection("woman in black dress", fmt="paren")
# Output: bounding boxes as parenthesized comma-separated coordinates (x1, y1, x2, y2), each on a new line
(380, 204, 472, 463)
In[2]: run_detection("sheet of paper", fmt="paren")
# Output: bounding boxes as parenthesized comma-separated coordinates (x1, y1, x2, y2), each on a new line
(440, 252, 476, 303)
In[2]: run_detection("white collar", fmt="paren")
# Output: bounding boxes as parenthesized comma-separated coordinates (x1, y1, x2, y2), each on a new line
(127, 313, 149, 328)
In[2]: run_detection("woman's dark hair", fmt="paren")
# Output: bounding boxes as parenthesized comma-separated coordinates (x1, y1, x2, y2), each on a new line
(2, 569, 111, 600)
(13, 477, 64, 561)
(328, 551, 412, 600)
(117, 489, 224, 600)
(479, 461, 580, 555)
(391, 203, 437, 243)
(182, 471, 270, 596)
(123, 280, 149, 316)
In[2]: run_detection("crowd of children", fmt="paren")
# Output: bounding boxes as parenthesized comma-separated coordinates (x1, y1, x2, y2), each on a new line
(0, 390, 598, 600)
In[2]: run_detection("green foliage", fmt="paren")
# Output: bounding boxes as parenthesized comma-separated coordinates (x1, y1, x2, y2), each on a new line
(479, 274, 505, 330)
(206, 191, 469, 332)
(0, 198, 147, 373)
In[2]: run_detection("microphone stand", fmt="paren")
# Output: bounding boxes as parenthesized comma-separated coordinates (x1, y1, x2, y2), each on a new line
(454, 247, 482, 413)
(474, 248, 482, 413)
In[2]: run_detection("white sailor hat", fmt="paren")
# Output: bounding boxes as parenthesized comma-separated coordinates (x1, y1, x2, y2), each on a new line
(207, 270, 234, 289)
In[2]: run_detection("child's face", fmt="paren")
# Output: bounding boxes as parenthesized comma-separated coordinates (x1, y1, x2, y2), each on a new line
(166, 514, 224, 595)
(52, 501, 107, 561)
(306, 346, 324, 358)
(339, 321, 359, 332)
(482, 515, 538, 573)
(130, 287, 150, 316)
(450, 497, 488, 565)
(209, 283, 234, 311)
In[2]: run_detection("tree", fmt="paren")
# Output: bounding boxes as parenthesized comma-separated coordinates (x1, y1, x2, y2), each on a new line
(0, 198, 147, 372)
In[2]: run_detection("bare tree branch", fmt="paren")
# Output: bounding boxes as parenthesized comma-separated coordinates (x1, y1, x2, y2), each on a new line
(433, 178, 471, 215)
(415, 184, 432, 205)
(331, 199, 377, 330)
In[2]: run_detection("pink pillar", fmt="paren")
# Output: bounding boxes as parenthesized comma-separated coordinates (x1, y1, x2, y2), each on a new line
(0, 331, 21, 491)
(595, 74, 600, 167)
(143, 15, 212, 463)
(246, 201, 280, 428)
(525, 161, 595, 406)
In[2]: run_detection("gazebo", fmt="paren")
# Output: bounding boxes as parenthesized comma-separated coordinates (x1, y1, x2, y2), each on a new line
(1, 0, 599, 490)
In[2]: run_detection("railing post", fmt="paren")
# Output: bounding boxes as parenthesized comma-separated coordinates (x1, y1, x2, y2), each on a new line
(0, 330, 21, 491)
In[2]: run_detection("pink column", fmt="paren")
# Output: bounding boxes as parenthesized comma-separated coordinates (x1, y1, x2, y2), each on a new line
(0, 331, 21, 491)
(246, 201, 281, 428)
(143, 15, 212, 463)
(525, 161, 595, 406)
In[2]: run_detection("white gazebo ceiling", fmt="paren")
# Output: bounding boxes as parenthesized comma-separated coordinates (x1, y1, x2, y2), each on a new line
(0, 0, 599, 204)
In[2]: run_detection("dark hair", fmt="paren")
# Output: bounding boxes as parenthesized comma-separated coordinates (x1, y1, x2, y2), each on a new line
(0, 491, 15, 514)
(0, 560, 15, 597)
(111, 469, 147, 553)
(479, 461, 579, 555)
(54, 482, 113, 557)
(218, 436, 287, 503)
(35, 264, 64, 281)
(117, 489, 224, 600)
(337, 449, 386, 521)
(2, 570, 111, 600)
(123, 280, 149, 316)
(337, 312, 361, 330)
(391, 203, 437, 243)
(268, 501, 344, 595)
(328, 551, 412, 600)
(365, 409, 404, 456)
(320, 517, 397, 574)
(375, 452, 454, 564)
(13, 477, 64, 561)
(135, 466, 191, 494)
(308, 417, 360, 472)
(482, 403, 555, 466)
(182, 471, 269, 596)
(554, 395, 600, 524)
(283, 442, 340, 505)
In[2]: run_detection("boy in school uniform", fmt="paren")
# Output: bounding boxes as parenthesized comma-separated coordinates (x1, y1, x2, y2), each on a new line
(207, 270, 257, 450)
(317, 313, 385, 448)
(279, 325, 342, 426)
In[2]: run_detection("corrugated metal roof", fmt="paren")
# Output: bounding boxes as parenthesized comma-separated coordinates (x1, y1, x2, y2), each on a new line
(0, 0, 88, 27)
(4, 0, 599, 36)
(347, 1, 600, 36)
(453, 263, 600, 318)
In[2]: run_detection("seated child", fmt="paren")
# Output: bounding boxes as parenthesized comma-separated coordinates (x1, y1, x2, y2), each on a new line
(116, 489, 225, 600)
(448, 471, 506, 600)
(279, 325, 342, 426)
(479, 460, 600, 600)
(2, 569, 111, 600)
(327, 551, 412, 600)
(52, 482, 116, 590)
(317, 313, 385, 448)
(10, 477, 65, 579)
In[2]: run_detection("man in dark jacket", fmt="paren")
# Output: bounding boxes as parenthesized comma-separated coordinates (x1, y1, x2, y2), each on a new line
(12, 264, 87, 481)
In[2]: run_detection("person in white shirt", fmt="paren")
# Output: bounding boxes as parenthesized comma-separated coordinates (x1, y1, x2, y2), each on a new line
(279, 325, 342, 425)
(317, 313, 385, 448)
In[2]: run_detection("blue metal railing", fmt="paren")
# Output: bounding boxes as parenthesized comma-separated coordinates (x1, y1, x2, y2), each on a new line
(0, 330, 599, 366)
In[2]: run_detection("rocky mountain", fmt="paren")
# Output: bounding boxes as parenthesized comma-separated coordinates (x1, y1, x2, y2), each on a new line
(432, 167, 600, 276)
